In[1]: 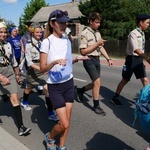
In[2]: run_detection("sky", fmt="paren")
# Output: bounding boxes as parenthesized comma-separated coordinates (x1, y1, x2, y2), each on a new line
(0, 0, 72, 26)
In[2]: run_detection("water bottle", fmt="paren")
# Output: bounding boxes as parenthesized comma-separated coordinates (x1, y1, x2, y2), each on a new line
(122, 65, 126, 76)
(122, 65, 126, 71)
(37, 86, 43, 95)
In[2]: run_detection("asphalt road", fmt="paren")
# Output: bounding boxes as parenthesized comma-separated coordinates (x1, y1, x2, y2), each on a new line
(0, 60, 150, 150)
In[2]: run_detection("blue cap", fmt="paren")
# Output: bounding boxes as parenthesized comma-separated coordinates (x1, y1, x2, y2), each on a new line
(49, 9, 70, 22)
(9, 27, 15, 34)
(136, 14, 150, 21)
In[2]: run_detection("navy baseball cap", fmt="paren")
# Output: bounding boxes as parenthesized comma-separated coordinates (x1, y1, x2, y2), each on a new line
(49, 9, 70, 22)
(136, 14, 150, 21)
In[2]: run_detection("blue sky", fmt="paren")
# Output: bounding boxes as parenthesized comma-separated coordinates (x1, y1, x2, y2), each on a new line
(0, 0, 72, 26)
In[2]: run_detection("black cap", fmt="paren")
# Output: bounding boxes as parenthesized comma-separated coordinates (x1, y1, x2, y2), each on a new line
(136, 14, 150, 21)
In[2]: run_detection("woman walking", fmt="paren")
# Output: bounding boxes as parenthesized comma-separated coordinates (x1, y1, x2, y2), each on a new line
(40, 10, 75, 150)
(0, 21, 31, 135)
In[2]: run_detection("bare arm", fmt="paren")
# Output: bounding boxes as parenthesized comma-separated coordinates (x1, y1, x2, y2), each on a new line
(40, 52, 67, 74)
(80, 39, 106, 55)
(100, 47, 114, 66)
(134, 49, 150, 64)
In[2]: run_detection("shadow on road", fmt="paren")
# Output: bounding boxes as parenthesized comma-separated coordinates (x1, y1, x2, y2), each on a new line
(85, 132, 135, 150)
(100, 85, 150, 142)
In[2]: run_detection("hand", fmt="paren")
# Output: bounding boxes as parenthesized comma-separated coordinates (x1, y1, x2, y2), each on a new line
(73, 57, 78, 64)
(1, 76, 10, 85)
(56, 58, 67, 66)
(97, 39, 106, 46)
(107, 59, 114, 66)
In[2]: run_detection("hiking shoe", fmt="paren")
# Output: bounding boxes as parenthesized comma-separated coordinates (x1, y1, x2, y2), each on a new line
(20, 100, 32, 111)
(111, 97, 123, 107)
(48, 114, 59, 122)
(93, 106, 106, 116)
(18, 125, 31, 136)
(0, 118, 3, 125)
(76, 88, 83, 102)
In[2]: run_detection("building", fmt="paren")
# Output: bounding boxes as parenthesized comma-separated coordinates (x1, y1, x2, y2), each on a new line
(31, 0, 84, 38)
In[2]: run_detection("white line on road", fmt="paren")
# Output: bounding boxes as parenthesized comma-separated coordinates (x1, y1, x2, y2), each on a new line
(73, 78, 87, 82)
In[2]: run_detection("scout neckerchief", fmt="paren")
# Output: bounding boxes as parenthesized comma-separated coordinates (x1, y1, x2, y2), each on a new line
(86, 27, 98, 42)
(136, 27, 145, 52)
(86, 27, 100, 53)
(0, 42, 10, 66)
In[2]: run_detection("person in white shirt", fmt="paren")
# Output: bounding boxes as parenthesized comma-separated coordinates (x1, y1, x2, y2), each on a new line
(40, 9, 76, 150)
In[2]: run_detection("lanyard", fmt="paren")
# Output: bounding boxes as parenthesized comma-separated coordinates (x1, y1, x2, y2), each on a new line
(136, 27, 145, 51)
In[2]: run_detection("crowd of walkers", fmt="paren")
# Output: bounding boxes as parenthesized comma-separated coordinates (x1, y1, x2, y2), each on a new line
(0, 9, 150, 150)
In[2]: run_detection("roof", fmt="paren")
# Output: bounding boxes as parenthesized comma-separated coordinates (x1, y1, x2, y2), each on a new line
(31, 2, 83, 23)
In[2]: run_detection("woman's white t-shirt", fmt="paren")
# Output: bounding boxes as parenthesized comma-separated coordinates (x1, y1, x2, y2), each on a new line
(40, 34, 73, 84)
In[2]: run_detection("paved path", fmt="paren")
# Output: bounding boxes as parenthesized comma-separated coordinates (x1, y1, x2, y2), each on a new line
(100, 58, 150, 70)
(0, 126, 29, 150)
(0, 56, 149, 150)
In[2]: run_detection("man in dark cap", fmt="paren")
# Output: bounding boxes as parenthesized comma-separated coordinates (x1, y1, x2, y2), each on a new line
(111, 14, 150, 106)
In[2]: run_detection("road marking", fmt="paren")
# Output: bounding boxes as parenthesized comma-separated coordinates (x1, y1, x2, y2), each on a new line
(73, 78, 87, 82)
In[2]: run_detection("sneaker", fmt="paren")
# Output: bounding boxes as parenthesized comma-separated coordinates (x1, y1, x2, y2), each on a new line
(76, 88, 83, 102)
(0, 118, 3, 125)
(18, 125, 31, 136)
(93, 106, 106, 116)
(111, 97, 123, 107)
(48, 114, 59, 121)
(20, 100, 32, 111)
(56, 145, 67, 150)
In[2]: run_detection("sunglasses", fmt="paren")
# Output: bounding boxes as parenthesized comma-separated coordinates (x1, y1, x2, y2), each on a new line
(50, 10, 68, 20)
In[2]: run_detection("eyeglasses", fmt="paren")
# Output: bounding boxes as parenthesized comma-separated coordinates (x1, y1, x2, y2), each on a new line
(50, 10, 68, 20)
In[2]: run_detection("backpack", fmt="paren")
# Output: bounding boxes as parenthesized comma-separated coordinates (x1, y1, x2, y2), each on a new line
(132, 84, 150, 134)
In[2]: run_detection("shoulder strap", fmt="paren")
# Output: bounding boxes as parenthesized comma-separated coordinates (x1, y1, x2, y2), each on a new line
(31, 40, 40, 52)
(47, 38, 50, 49)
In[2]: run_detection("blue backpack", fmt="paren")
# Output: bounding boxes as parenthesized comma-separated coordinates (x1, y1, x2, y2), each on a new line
(133, 84, 150, 134)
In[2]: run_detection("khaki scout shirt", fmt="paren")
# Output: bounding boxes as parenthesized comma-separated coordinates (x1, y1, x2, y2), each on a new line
(25, 37, 40, 67)
(126, 28, 144, 56)
(79, 26, 102, 56)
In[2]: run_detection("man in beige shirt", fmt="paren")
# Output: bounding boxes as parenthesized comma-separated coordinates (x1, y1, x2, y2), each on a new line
(111, 14, 150, 106)
(77, 12, 113, 115)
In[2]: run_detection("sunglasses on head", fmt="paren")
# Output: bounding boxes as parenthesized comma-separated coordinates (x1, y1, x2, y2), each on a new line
(50, 10, 68, 20)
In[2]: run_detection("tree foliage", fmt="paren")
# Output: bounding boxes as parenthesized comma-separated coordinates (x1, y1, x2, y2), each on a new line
(79, 0, 150, 40)
(19, 0, 49, 35)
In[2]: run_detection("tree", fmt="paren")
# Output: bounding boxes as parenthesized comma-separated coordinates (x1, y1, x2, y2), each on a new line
(19, 0, 49, 35)
(79, 0, 150, 40)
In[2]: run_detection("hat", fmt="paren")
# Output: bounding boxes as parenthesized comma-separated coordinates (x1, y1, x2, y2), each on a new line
(136, 14, 150, 21)
(30, 22, 41, 28)
(9, 27, 15, 34)
(49, 9, 70, 22)
(0, 21, 7, 29)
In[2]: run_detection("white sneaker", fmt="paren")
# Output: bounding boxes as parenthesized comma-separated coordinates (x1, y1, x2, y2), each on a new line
(48, 114, 59, 121)
(21, 101, 32, 111)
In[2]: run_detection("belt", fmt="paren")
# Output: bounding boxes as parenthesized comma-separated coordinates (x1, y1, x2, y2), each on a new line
(88, 55, 99, 59)
(32, 60, 40, 63)
(127, 55, 140, 58)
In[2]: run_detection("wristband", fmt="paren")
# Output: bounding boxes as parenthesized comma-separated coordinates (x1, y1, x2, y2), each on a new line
(107, 58, 111, 61)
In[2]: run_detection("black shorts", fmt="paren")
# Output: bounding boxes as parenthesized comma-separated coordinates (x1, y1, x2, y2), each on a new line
(83, 56, 101, 81)
(122, 55, 146, 81)
(47, 78, 74, 110)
